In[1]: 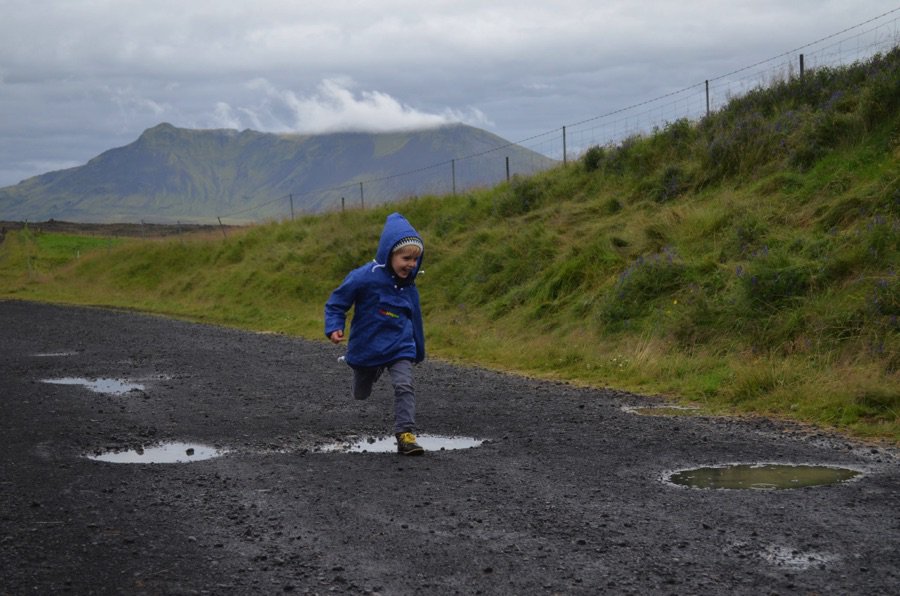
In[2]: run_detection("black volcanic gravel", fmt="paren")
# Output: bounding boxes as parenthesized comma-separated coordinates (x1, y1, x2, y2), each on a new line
(1, 300, 898, 595)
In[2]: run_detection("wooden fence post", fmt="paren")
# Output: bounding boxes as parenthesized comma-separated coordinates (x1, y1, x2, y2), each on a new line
(451, 159, 456, 195)
(705, 80, 710, 117)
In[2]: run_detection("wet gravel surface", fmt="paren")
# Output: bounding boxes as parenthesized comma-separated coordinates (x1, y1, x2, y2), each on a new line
(1, 300, 898, 595)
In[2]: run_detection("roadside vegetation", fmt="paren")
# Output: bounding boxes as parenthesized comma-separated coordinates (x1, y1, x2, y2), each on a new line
(2, 48, 898, 442)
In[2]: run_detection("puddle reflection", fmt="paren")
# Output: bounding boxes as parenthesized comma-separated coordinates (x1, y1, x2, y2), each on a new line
(623, 404, 700, 416)
(42, 377, 144, 395)
(762, 544, 840, 569)
(87, 442, 226, 463)
(320, 435, 483, 453)
(666, 463, 861, 490)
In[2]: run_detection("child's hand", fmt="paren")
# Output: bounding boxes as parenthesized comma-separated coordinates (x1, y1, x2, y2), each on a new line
(329, 330, 344, 344)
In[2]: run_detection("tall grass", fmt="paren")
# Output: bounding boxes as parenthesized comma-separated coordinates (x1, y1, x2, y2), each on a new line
(2, 48, 898, 442)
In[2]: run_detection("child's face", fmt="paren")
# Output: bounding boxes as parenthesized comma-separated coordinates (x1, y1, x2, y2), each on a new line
(390, 246, 421, 279)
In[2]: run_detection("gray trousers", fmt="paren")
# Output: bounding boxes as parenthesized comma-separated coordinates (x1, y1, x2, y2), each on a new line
(352, 359, 416, 434)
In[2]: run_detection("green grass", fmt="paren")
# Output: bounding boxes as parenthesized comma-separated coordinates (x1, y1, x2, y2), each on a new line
(0, 227, 128, 286)
(2, 48, 898, 444)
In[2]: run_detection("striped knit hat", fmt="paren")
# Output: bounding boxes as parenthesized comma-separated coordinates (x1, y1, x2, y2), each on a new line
(391, 236, 424, 253)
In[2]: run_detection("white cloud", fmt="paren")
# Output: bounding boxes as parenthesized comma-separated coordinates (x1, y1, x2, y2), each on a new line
(212, 102, 244, 130)
(212, 78, 491, 134)
(109, 87, 169, 117)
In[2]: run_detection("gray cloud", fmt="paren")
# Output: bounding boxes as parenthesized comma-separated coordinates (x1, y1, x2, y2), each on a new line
(1, 0, 897, 187)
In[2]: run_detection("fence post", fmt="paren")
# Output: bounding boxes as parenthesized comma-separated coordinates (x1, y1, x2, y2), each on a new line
(705, 80, 710, 117)
(359, 182, 364, 209)
(451, 159, 456, 195)
(217, 217, 227, 239)
(289, 194, 295, 220)
(562, 126, 567, 165)
(799, 53, 805, 79)
(505, 156, 510, 182)
(341, 197, 345, 212)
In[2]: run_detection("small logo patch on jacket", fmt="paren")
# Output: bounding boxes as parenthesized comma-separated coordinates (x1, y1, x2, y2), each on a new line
(379, 308, 400, 319)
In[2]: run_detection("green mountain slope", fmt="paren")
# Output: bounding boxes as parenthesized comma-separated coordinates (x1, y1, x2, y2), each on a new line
(2, 47, 898, 442)
(0, 124, 555, 223)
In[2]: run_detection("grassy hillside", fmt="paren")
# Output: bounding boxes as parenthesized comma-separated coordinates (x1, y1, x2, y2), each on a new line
(2, 48, 898, 442)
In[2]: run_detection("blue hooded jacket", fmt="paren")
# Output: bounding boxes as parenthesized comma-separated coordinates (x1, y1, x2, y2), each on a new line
(324, 213, 425, 368)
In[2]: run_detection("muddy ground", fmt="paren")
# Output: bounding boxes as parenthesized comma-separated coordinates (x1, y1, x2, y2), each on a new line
(1, 300, 898, 595)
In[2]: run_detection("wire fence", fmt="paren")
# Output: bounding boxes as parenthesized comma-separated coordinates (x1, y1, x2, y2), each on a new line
(557, 7, 900, 162)
(180, 8, 900, 225)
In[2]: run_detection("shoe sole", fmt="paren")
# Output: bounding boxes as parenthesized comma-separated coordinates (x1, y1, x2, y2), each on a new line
(398, 447, 425, 456)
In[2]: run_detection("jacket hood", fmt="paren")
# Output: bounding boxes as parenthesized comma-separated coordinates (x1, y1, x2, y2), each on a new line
(374, 212, 424, 281)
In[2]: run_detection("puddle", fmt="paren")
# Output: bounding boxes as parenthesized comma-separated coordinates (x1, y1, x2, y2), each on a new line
(665, 463, 861, 490)
(623, 404, 701, 416)
(87, 442, 226, 463)
(761, 544, 840, 570)
(32, 352, 78, 357)
(319, 435, 483, 453)
(42, 377, 145, 395)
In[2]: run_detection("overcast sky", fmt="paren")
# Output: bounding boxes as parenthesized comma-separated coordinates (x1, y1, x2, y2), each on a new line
(1, 1, 898, 188)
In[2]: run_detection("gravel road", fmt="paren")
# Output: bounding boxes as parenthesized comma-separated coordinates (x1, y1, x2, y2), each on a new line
(1, 300, 898, 595)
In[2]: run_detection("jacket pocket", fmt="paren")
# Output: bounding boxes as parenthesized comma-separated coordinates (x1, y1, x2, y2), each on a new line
(375, 297, 411, 327)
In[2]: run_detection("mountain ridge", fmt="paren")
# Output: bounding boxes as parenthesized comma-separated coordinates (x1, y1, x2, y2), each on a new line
(0, 123, 555, 223)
